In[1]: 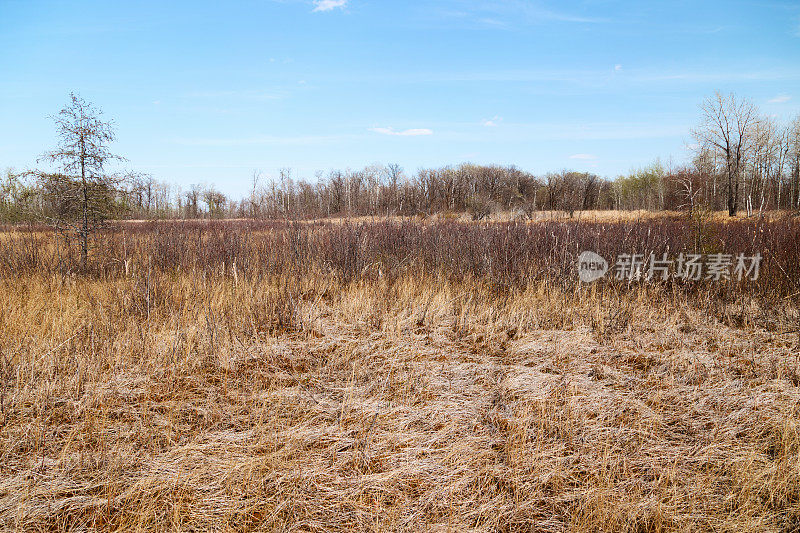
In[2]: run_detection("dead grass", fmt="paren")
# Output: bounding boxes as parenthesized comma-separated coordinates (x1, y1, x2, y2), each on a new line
(0, 220, 799, 531)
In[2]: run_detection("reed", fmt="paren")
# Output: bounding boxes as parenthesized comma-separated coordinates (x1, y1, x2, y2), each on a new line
(0, 216, 798, 531)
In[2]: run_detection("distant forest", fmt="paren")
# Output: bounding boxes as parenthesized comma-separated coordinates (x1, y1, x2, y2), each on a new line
(2, 92, 799, 222)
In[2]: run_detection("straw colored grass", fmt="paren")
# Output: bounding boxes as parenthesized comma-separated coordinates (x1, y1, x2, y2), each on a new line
(0, 228, 798, 531)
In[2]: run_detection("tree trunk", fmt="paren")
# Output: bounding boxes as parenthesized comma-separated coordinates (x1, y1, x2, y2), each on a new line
(80, 137, 89, 270)
(727, 172, 736, 216)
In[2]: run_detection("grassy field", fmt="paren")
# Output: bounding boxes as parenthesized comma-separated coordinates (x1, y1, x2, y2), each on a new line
(0, 214, 799, 531)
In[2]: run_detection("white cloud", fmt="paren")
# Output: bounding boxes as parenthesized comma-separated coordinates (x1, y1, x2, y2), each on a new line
(183, 89, 284, 100)
(569, 153, 597, 160)
(450, 3, 607, 25)
(172, 134, 353, 146)
(768, 94, 791, 103)
(482, 115, 502, 127)
(369, 127, 433, 136)
(614, 64, 623, 72)
(312, 0, 347, 12)
(320, 67, 800, 88)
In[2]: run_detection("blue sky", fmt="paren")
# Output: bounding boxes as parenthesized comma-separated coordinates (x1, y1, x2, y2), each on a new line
(1, 0, 799, 198)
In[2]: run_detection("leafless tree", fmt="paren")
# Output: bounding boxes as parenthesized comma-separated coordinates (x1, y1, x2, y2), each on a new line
(203, 187, 227, 219)
(249, 170, 262, 218)
(580, 173, 599, 211)
(184, 184, 202, 218)
(36, 93, 125, 269)
(692, 92, 759, 216)
(788, 115, 800, 210)
(675, 169, 701, 216)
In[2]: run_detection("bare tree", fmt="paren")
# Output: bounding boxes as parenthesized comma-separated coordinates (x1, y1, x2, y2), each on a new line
(203, 186, 228, 219)
(0, 169, 36, 222)
(36, 93, 125, 269)
(692, 92, 759, 216)
(674, 169, 701, 216)
(384, 164, 403, 215)
(185, 184, 202, 218)
(580, 172, 599, 211)
(249, 170, 262, 218)
(788, 115, 800, 210)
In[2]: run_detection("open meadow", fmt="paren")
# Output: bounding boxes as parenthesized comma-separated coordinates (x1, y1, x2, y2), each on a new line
(4, 0, 800, 529)
(0, 214, 799, 531)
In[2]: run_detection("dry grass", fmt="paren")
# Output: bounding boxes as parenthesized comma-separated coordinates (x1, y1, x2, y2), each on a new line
(0, 218, 799, 531)
(108, 209, 799, 225)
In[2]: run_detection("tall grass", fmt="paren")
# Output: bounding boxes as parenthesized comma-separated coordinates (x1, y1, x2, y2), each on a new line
(0, 217, 798, 531)
(2, 217, 798, 296)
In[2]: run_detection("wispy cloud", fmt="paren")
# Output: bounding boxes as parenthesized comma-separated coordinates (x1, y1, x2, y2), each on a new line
(482, 115, 502, 127)
(369, 127, 433, 136)
(768, 94, 791, 103)
(570, 153, 597, 160)
(171, 134, 354, 146)
(614, 64, 623, 73)
(476, 17, 508, 28)
(317, 66, 800, 89)
(529, 122, 685, 141)
(312, 0, 347, 12)
(638, 70, 800, 83)
(429, 1, 608, 29)
(532, 8, 605, 24)
(182, 89, 285, 100)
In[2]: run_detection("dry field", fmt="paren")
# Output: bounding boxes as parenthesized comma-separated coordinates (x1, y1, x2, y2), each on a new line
(0, 216, 799, 531)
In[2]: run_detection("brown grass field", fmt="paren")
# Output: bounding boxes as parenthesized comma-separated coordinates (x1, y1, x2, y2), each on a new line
(0, 213, 799, 531)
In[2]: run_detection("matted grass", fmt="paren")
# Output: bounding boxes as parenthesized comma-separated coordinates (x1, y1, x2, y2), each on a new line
(0, 217, 798, 531)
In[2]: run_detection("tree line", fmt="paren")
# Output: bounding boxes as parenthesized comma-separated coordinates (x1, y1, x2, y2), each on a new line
(2, 91, 800, 227)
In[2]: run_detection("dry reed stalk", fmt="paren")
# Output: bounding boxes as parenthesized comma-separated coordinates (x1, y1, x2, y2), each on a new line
(0, 218, 798, 531)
